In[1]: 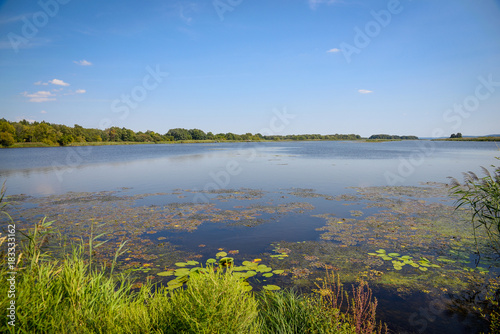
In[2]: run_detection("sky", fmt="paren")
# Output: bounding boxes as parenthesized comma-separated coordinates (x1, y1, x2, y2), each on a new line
(0, 0, 499, 138)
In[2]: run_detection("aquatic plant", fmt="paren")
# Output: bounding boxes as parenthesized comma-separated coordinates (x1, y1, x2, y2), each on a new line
(449, 159, 500, 251)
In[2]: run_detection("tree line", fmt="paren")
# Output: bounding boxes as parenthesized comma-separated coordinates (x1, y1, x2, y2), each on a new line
(368, 134, 419, 140)
(0, 119, 365, 147)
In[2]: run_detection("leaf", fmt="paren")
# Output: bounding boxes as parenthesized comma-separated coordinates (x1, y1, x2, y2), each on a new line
(186, 260, 199, 265)
(263, 285, 281, 291)
(263, 273, 273, 277)
(272, 270, 284, 274)
(419, 267, 428, 271)
(388, 253, 400, 257)
(157, 271, 174, 276)
(206, 258, 216, 264)
(216, 251, 227, 257)
(175, 262, 188, 267)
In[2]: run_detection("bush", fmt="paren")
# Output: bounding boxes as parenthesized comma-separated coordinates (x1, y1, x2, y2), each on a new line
(0, 132, 15, 147)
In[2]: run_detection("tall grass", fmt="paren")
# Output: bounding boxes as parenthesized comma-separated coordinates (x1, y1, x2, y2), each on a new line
(1, 187, 385, 333)
(449, 158, 500, 251)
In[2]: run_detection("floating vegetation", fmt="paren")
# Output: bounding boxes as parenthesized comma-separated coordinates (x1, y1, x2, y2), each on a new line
(7, 184, 498, 302)
(9, 188, 315, 275)
(368, 249, 441, 271)
(157, 253, 284, 292)
(287, 188, 334, 201)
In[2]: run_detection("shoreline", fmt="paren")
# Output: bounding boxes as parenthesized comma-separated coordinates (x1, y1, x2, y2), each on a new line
(2, 138, 424, 149)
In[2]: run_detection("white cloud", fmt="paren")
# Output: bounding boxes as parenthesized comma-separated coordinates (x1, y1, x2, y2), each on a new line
(22, 91, 56, 103)
(358, 89, 373, 94)
(34, 81, 48, 86)
(327, 48, 340, 53)
(41, 110, 47, 114)
(49, 79, 70, 86)
(75, 89, 86, 94)
(74, 59, 92, 66)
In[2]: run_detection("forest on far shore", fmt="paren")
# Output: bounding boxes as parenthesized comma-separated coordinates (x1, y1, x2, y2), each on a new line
(0, 119, 420, 147)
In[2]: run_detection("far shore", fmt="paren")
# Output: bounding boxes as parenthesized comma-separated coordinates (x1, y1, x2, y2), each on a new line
(0, 138, 428, 149)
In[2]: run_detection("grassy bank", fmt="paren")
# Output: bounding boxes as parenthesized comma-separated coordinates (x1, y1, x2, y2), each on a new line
(432, 136, 500, 142)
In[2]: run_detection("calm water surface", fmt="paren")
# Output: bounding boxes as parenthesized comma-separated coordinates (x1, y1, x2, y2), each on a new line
(1, 140, 498, 196)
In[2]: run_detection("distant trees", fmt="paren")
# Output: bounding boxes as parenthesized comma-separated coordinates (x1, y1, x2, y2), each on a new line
(450, 133, 463, 139)
(369, 134, 419, 140)
(0, 118, 372, 147)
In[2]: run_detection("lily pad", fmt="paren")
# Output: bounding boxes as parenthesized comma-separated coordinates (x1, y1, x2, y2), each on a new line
(186, 260, 199, 265)
(216, 251, 228, 257)
(272, 270, 284, 274)
(157, 271, 174, 277)
(175, 262, 188, 267)
(206, 258, 217, 264)
(263, 285, 281, 291)
(263, 273, 273, 277)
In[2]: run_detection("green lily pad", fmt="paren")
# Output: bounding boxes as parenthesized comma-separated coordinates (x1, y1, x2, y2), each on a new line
(272, 270, 284, 274)
(418, 267, 428, 271)
(388, 253, 400, 257)
(263, 273, 273, 277)
(381, 256, 392, 261)
(232, 266, 248, 271)
(166, 283, 183, 290)
(206, 258, 217, 264)
(263, 285, 281, 291)
(216, 251, 228, 257)
(186, 261, 199, 266)
(175, 262, 188, 267)
(157, 271, 174, 277)
(375, 249, 386, 254)
(174, 268, 190, 276)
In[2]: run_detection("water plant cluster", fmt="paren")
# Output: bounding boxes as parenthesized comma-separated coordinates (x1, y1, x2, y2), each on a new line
(368, 249, 441, 272)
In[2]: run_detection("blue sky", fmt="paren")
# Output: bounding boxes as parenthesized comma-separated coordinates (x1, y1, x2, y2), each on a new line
(0, 0, 499, 137)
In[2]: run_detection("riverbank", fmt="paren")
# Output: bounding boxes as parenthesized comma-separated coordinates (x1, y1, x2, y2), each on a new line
(432, 136, 500, 142)
(2, 138, 426, 148)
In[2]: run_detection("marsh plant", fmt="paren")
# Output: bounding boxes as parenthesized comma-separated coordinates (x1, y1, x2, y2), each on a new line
(449, 158, 500, 251)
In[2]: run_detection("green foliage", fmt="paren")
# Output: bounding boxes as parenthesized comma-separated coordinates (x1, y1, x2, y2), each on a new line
(0, 132, 15, 147)
(167, 128, 192, 141)
(450, 159, 500, 250)
(158, 266, 260, 333)
(368, 134, 418, 140)
(0, 119, 368, 147)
